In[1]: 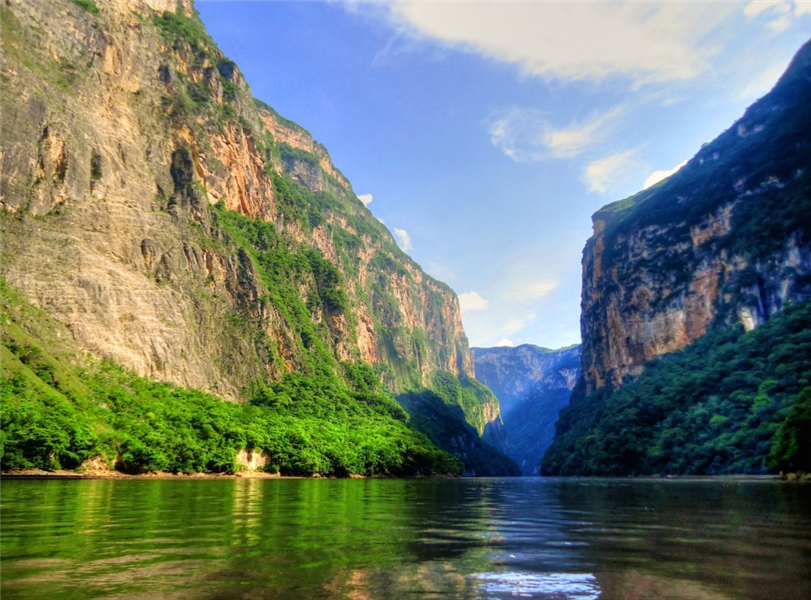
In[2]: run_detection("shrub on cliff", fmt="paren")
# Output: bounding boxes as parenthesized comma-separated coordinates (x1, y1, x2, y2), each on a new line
(542, 300, 811, 476)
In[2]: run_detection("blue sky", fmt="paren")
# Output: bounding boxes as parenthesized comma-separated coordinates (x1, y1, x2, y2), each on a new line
(197, 1, 810, 350)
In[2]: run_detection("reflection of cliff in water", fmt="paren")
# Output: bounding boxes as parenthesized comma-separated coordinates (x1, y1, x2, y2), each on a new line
(2, 478, 810, 599)
(331, 478, 593, 598)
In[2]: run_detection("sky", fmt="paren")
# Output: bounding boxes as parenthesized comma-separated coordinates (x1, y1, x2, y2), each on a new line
(196, 1, 811, 350)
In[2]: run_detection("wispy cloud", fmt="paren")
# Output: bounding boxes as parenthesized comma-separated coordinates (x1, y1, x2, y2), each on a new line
(744, 0, 790, 17)
(744, 1, 810, 30)
(501, 313, 536, 335)
(383, 2, 743, 85)
(489, 106, 624, 163)
(643, 159, 689, 190)
(393, 227, 412, 251)
(504, 280, 559, 303)
(495, 338, 515, 347)
(544, 108, 625, 158)
(583, 149, 640, 194)
(425, 261, 456, 283)
(357, 193, 373, 207)
(458, 291, 489, 314)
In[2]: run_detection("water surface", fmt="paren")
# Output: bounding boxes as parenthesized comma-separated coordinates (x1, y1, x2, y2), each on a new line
(2, 477, 809, 599)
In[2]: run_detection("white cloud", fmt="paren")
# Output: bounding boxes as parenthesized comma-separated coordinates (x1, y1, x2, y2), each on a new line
(744, 1, 809, 30)
(643, 159, 689, 189)
(767, 15, 794, 31)
(393, 227, 412, 251)
(458, 291, 489, 314)
(744, 0, 791, 18)
(544, 108, 625, 158)
(495, 338, 515, 347)
(377, 217, 386, 225)
(501, 314, 535, 335)
(583, 150, 640, 194)
(504, 280, 559, 303)
(357, 193, 373, 207)
(489, 106, 624, 163)
(383, 2, 743, 85)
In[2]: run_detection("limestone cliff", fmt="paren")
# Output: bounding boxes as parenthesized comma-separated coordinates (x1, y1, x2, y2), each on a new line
(542, 41, 811, 477)
(473, 345, 580, 475)
(0, 0, 492, 440)
(580, 40, 811, 393)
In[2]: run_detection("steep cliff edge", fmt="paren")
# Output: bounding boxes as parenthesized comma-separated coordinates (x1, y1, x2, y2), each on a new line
(543, 41, 811, 476)
(0, 0, 507, 474)
(580, 40, 811, 394)
(473, 345, 580, 475)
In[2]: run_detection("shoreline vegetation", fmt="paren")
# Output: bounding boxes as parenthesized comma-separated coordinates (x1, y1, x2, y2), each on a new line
(0, 469, 459, 480)
(1, 277, 466, 479)
(3, 468, 806, 482)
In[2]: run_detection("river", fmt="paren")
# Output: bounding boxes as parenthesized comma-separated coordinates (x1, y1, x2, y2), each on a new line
(1, 477, 809, 599)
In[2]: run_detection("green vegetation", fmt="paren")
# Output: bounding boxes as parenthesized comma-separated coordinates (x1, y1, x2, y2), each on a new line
(211, 200, 356, 373)
(0, 278, 461, 476)
(208, 201, 510, 474)
(279, 142, 320, 169)
(151, 9, 213, 51)
(150, 6, 245, 130)
(591, 55, 810, 272)
(542, 300, 811, 476)
(71, 0, 100, 16)
(397, 390, 519, 476)
(431, 371, 502, 436)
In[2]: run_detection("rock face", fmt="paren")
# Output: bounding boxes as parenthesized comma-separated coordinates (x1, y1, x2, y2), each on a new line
(580, 40, 811, 394)
(473, 345, 580, 475)
(0, 0, 497, 434)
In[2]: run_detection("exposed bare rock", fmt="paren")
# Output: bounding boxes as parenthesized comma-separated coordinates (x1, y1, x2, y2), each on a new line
(579, 41, 811, 393)
(0, 0, 483, 423)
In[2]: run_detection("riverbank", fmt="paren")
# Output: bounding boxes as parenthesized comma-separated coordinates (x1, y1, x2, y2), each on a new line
(0, 468, 444, 480)
(0, 468, 290, 480)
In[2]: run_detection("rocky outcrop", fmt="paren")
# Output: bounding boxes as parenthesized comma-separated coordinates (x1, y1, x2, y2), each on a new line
(473, 345, 580, 475)
(0, 0, 485, 438)
(580, 40, 811, 393)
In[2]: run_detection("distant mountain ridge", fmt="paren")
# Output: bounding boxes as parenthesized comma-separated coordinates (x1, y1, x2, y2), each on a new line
(472, 344, 580, 475)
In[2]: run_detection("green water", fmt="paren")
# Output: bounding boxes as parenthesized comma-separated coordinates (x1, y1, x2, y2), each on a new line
(1, 477, 809, 599)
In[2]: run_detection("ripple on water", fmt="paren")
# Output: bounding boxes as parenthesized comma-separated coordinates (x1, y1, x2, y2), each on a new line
(472, 571, 600, 599)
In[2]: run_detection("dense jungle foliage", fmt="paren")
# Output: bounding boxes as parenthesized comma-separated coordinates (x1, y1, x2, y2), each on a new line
(397, 389, 519, 477)
(0, 278, 461, 476)
(542, 300, 811, 476)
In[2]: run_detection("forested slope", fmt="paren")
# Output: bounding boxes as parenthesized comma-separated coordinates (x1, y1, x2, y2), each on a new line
(0, 0, 513, 475)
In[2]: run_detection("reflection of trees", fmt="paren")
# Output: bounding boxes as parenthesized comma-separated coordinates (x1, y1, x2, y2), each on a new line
(3, 478, 810, 599)
(333, 478, 586, 598)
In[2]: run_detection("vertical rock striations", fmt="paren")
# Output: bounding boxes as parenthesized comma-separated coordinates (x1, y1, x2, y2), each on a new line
(580, 41, 811, 394)
(542, 40, 811, 476)
(0, 0, 503, 455)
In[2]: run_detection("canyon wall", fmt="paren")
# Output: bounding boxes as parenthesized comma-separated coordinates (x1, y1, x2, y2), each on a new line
(580, 41, 811, 393)
(0, 0, 494, 434)
(541, 40, 811, 476)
